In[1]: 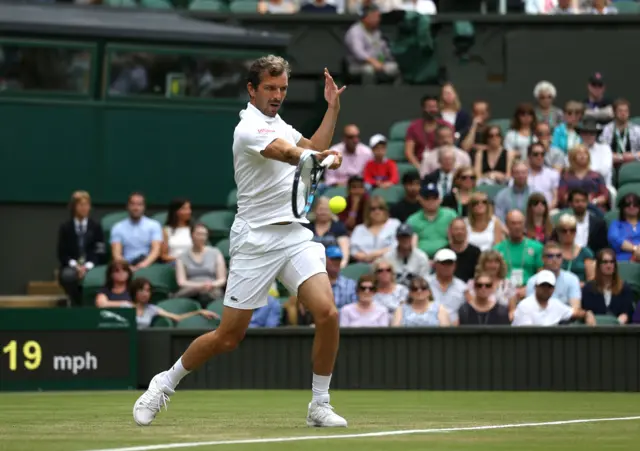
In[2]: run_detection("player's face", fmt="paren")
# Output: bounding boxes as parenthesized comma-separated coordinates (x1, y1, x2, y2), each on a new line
(249, 72, 288, 117)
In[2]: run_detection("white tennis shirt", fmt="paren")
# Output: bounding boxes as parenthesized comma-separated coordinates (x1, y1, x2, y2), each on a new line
(511, 295, 573, 326)
(233, 102, 306, 228)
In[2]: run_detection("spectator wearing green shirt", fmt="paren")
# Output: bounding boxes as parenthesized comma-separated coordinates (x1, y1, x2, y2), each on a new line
(494, 210, 543, 299)
(407, 183, 457, 259)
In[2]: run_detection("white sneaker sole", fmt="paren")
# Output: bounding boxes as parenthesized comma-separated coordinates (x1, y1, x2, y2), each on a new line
(306, 419, 348, 428)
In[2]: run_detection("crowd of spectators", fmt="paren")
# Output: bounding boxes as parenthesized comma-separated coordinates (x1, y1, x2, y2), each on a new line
(56, 72, 640, 329)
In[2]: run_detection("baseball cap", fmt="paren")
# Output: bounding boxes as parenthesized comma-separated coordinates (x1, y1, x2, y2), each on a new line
(588, 72, 605, 85)
(535, 270, 556, 287)
(434, 248, 457, 263)
(396, 224, 413, 237)
(326, 246, 343, 260)
(369, 134, 387, 149)
(420, 183, 439, 198)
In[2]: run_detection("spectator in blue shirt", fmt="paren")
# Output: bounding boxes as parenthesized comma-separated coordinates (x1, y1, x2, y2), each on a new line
(110, 192, 163, 271)
(249, 296, 282, 328)
(608, 193, 640, 262)
(326, 245, 357, 309)
(526, 241, 581, 309)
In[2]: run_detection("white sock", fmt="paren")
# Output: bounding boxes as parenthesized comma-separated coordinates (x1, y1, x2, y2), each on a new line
(312, 373, 332, 403)
(162, 357, 190, 390)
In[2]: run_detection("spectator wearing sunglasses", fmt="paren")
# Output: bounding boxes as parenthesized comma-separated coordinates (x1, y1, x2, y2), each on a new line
(465, 250, 516, 311)
(527, 142, 560, 211)
(533, 81, 564, 131)
(524, 193, 553, 243)
(556, 214, 595, 285)
(504, 103, 537, 160)
(426, 249, 467, 322)
(514, 270, 595, 326)
(339, 274, 389, 327)
(551, 100, 584, 154)
(372, 258, 409, 316)
(446, 218, 481, 283)
(526, 241, 581, 309)
(608, 193, 640, 262)
(350, 196, 400, 263)
(465, 192, 504, 251)
(458, 272, 510, 326)
(325, 124, 373, 188)
(474, 125, 513, 186)
(583, 72, 614, 126)
(442, 167, 476, 217)
(391, 276, 449, 327)
(581, 249, 635, 324)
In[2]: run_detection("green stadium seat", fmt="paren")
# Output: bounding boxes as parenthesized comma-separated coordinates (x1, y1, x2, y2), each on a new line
(396, 162, 418, 180)
(594, 314, 621, 325)
(157, 297, 201, 314)
(614, 1, 640, 13)
(386, 141, 406, 161)
(617, 262, 640, 299)
(82, 265, 108, 306)
(199, 210, 235, 241)
(617, 161, 640, 187)
(206, 299, 225, 321)
(341, 262, 372, 281)
(150, 316, 174, 328)
(322, 185, 347, 199)
(631, 116, 640, 126)
(104, 0, 137, 6)
(215, 238, 231, 261)
(388, 120, 412, 141)
(475, 184, 504, 201)
(488, 118, 511, 136)
(371, 185, 405, 205)
(229, 1, 259, 12)
(227, 189, 238, 210)
(605, 209, 619, 226)
(176, 314, 218, 330)
(101, 211, 128, 233)
(189, 0, 229, 11)
(152, 211, 168, 226)
(552, 208, 572, 226)
(616, 183, 640, 203)
(140, 0, 173, 7)
(135, 264, 178, 300)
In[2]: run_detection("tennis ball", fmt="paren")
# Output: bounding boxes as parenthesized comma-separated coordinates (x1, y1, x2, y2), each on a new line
(329, 196, 347, 214)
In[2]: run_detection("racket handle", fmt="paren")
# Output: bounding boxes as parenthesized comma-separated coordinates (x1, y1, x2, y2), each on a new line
(321, 155, 335, 168)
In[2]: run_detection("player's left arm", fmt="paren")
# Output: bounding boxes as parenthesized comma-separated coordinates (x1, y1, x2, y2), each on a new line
(297, 68, 346, 151)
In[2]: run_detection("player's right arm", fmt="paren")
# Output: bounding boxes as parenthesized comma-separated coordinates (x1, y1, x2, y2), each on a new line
(261, 138, 308, 165)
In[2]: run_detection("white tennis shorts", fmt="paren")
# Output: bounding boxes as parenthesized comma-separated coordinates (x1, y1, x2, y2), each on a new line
(223, 217, 327, 310)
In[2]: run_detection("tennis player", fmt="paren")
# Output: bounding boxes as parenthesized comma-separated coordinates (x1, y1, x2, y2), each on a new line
(133, 55, 348, 428)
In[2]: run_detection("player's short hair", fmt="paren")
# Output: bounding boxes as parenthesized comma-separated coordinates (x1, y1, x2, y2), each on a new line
(247, 55, 291, 89)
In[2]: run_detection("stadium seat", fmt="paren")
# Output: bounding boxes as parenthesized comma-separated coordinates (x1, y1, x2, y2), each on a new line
(176, 314, 218, 330)
(227, 189, 238, 210)
(151, 316, 174, 328)
(396, 162, 418, 180)
(386, 141, 406, 161)
(81, 265, 108, 306)
(475, 184, 504, 200)
(135, 264, 178, 300)
(199, 210, 235, 241)
(371, 185, 405, 204)
(104, 0, 137, 6)
(617, 161, 640, 187)
(215, 238, 231, 261)
(157, 297, 200, 314)
(605, 209, 619, 226)
(101, 211, 128, 233)
(140, 0, 173, 7)
(206, 299, 225, 321)
(631, 116, 640, 126)
(615, 1, 640, 13)
(322, 185, 347, 199)
(615, 183, 640, 202)
(189, 0, 229, 11)
(594, 314, 621, 325)
(229, 1, 259, 12)
(552, 208, 571, 225)
(617, 262, 640, 298)
(152, 211, 167, 226)
(388, 120, 412, 141)
(341, 262, 372, 281)
(488, 118, 511, 135)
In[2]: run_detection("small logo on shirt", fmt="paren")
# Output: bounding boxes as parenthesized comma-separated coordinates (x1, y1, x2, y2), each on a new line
(230, 296, 239, 302)
(257, 128, 276, 134)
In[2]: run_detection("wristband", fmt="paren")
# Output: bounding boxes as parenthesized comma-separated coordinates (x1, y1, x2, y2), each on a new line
(300, 149, 319, 162)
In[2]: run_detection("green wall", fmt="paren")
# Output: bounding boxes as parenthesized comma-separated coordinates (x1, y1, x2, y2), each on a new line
(0, 99, 242, 207)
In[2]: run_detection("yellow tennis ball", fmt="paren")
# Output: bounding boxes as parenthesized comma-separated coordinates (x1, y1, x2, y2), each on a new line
(329, 196, 347, 214)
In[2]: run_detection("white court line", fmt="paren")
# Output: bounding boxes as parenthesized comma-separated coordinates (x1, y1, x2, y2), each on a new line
(84, 415, 640, 451)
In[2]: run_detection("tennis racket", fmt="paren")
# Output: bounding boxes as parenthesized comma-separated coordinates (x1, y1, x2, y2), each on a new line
(292, 152, 335, 219)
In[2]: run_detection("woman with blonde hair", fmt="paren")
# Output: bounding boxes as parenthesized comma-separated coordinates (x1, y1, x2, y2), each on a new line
(439, 82, 471, 134)
(464, 192, 503, 251)
(556, 214, 595, 284)
(372, 258, 409, 316)
(350, 196, 400, 263)
(391, 276, 449, 327)
(533, 81, 563, 130)
(524, 193, 553, 243)
(551, 100, 584, 154)
(557, 144, 609, 211)
(465, 250, 516, 310)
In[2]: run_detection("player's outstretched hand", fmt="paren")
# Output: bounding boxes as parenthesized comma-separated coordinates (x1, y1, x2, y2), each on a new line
(324, 68, 346, 109)
(317, 149, 342, 170)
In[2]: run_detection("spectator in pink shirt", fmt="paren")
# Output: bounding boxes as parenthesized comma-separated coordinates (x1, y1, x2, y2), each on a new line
(325, 124, 373, 186)
(340, 274, 389, 327)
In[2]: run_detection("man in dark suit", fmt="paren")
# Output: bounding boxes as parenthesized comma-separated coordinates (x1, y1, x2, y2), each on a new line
(422, 147, 457, 198)
(567, 188, 608, 254)
(57, 191, 105, 305)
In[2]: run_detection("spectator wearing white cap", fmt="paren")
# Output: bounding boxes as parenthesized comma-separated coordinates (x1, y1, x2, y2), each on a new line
(426, 248, 467, 323)
(363, 134, 399, 189)
(384, 224, 431, 287)
(513, 270, 595, 326)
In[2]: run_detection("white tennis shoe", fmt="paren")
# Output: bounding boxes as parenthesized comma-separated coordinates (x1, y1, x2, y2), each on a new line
(133, 371, 174, 426)
(306, 400, 348, 427)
